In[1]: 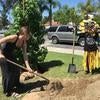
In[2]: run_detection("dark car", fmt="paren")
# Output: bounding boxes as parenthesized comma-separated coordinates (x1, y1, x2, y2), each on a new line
(47, 25, 86, 46)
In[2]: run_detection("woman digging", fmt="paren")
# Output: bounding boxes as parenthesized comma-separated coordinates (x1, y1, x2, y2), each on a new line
(0, 26, 34, 97)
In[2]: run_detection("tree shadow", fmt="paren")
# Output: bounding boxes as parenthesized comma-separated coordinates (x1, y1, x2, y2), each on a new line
(16, 80, 48, 94)
(37, 60, 64, 73)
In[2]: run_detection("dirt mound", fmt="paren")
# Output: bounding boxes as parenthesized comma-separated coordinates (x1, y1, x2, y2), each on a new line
(83, 80, 100, 100)
(22, 75, 100, 100)
(46, 80, 63, 96)
(22, 92, 41, 100)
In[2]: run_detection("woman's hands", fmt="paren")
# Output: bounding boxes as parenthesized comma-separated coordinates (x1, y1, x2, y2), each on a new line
(20, 71, 34, 82)
(27, 66, 33, 73)
(26, 64, 33, 73)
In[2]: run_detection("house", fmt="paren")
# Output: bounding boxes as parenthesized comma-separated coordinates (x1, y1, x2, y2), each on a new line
(45, 20, 60, 29)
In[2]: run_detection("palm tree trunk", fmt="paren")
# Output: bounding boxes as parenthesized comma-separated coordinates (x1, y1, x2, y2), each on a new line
(49, 3, 52, 26)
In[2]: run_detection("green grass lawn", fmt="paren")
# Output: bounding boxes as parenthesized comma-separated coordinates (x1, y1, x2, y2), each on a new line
(40, 52, 100, 78)
(40, 52, 84, 78)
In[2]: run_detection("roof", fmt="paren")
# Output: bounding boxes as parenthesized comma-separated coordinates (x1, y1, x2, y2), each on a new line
(44, 20, 60, 27)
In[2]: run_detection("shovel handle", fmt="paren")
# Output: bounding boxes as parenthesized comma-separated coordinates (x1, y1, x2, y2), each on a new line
(6, 58, 49, 82)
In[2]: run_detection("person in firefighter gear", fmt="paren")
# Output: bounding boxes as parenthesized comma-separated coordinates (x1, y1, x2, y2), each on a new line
(79, 14, 99, 74)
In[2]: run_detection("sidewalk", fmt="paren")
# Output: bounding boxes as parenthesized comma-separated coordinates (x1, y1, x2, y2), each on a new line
(46, 46, 100, 56)
(47, 46, 84, 56)
(42, 41, 100, 56)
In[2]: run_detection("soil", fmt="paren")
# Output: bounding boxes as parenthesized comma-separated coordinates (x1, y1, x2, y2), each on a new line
(21, 74, 100, 100)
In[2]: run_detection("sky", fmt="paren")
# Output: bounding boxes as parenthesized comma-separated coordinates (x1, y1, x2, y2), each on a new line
(43, 0, 86, 16)
(59, 0, 85, 7)
(0, 0, 96, 22)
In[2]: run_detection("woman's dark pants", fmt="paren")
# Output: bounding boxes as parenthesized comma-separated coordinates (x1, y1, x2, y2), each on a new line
(0, 58, 20, 96)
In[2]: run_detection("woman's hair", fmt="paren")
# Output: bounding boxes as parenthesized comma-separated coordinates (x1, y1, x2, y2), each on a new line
(19, 26, 30, 35)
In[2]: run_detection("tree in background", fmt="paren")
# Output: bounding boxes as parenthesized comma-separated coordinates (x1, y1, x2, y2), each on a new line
(94, 15, 100, 25)
(36, 0, 61, 26)
(42, 16, 49, 24)
(96, 0, 100, 13)
(77, 0, 100, 25)
(77, 0, 95, 17)
(53, 5, 68, 24)
(0, 0, 18, 27)
(53, 5, 81, 25)
(6, 0, 48, 69)
(94, 0, 100, 25)
(46, 0, 61, 26)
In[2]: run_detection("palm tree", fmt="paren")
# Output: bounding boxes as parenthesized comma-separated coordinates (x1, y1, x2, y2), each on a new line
(37, 0, 61, 26)
(46, 0, 61, 26)
(37, 0, 49, 18)
(0, 0, 18, 27)
(37, 0, 48, 15)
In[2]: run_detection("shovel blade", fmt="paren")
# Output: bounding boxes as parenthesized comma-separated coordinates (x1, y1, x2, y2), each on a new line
(68, 64, 76, 73)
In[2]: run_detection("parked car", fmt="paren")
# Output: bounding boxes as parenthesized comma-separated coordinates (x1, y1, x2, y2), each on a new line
(47, 25, 86, 46)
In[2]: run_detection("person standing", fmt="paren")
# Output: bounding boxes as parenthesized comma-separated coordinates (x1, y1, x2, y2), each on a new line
(79, 14, 99, 74)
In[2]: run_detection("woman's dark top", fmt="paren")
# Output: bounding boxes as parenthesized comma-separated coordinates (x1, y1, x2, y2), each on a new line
(1, 34, 20, 72)
(1, 34, 19, 58)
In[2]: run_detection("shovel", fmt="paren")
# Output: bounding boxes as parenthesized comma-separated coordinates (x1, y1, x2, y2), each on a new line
(6, 58, 49, 83)
(68, 25, 77, 73)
